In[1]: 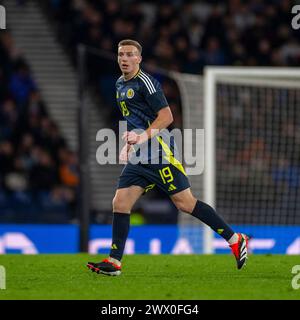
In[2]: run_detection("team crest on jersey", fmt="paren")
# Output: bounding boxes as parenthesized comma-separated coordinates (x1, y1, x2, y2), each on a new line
(126, 88, 135, 99)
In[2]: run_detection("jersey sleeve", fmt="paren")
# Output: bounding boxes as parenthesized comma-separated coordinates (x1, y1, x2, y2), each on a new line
(140, 75, 169, 113)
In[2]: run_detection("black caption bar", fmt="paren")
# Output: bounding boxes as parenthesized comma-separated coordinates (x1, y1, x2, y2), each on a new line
(0, 300, 299, 319)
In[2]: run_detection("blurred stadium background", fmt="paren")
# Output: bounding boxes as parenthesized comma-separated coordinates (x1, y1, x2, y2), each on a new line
(0, 0, 299, 255)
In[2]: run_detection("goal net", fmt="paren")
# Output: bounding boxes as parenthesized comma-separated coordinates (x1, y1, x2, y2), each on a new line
(198, 67, 300, 255)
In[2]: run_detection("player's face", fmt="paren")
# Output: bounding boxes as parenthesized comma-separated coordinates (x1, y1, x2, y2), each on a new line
(118, 45, 141, 75)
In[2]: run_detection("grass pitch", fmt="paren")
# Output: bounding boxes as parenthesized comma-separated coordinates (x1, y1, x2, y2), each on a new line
(0, 254, 299, 300)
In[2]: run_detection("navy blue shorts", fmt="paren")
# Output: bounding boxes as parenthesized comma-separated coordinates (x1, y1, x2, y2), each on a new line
(117, 162, 190, 195)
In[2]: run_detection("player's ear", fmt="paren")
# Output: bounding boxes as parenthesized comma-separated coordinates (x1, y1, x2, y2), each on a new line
(137, 55, 142, 64)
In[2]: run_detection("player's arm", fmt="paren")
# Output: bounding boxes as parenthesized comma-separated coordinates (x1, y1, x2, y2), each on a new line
(123, 106, 173, 144)
(123, 76, 173, 145)
(119, 142, 134, 162)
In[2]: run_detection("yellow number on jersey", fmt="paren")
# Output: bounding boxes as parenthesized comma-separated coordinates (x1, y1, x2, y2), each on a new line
(120, 101, 130, 116)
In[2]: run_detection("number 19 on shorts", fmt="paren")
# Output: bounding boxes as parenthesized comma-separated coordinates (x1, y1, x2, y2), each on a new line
(159, 166, 174, 184)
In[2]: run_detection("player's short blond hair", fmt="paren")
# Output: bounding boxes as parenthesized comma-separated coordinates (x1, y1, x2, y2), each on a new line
(118, 39, 142, 55)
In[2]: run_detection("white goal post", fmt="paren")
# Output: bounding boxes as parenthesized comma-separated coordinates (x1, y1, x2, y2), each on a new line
(172, 67, 300, 254)
(203, 67, 300, 254)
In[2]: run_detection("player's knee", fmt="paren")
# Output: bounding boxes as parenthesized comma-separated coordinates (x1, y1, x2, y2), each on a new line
(112, 195, 130, 213)
(112, 195, 122, 211)
(174, 199, 194, 214)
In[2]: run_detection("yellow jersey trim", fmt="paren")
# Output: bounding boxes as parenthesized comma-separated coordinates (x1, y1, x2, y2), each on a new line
(156, 136, 187, 176)
(134, 69, 141, 78)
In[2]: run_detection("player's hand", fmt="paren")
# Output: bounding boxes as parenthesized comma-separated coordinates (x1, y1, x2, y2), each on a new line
(119, 143, 133, 163)
(122, 131, 139, 144)
(122, 131, 149, 145)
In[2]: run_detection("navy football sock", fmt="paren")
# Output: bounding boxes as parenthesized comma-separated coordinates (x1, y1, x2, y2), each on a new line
(109, 212, 130, 261)
(191, 200, 234, 241)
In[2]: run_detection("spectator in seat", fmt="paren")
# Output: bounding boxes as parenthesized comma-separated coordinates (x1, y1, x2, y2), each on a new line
(9, 60, 37, 108)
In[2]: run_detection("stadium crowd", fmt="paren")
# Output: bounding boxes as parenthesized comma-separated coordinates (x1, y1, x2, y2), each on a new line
(47, 0, 299, 70)
(1, 0, 299, 224)
(44, 0, 300, 223)
(44, 0, 300, 129)
(0, 31, 79, 223)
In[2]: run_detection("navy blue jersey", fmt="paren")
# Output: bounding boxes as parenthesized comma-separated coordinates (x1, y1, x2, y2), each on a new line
(115, 69, 168, 131)
(115, 69, 188, 192)
(116, 69, 178, 163)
